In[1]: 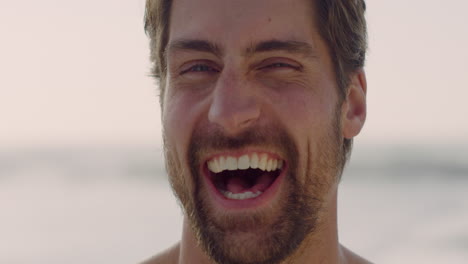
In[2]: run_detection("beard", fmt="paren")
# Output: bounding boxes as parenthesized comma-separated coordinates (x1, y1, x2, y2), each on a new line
(164, 112, 345, 264)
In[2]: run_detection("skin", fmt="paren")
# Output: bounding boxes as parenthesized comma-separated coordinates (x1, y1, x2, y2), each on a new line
(143, 0, 369, 263)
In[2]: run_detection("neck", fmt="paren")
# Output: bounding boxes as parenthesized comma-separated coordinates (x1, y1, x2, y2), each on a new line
(178, 218, 212, 264)
(280, 191, 344, 264)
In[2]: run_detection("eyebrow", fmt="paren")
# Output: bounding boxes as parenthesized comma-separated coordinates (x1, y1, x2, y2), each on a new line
(166, 39, 317, 59)
(167, 39, 223, 57)
(246, 40, 318, 59)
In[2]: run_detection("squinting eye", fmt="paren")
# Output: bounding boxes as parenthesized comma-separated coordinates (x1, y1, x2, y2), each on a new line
(264, 63, 299, 70)
(270, 63, 290, 68)
(180, 64, 219, 75)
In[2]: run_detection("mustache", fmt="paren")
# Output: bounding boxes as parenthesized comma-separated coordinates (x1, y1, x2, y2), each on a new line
(188, 123, 298, 163)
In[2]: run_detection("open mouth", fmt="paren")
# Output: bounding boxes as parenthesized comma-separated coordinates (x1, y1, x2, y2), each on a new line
(205, 152, 285, 201)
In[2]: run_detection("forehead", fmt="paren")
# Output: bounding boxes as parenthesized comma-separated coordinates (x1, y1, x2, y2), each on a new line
(168, 0, 319, 50)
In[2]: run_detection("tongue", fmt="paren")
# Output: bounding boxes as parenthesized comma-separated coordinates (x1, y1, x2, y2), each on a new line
(252, 173, 276, 192)
(226, 172, 276, 194)
(225, 177, 249, 194)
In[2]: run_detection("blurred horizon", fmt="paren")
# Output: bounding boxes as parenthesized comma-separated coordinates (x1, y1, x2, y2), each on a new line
(2, 144, 468, 264)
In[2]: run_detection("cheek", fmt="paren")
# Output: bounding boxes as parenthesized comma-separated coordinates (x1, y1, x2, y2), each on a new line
(163, 100, 190, 161)
(271, 84, 336, 132)
(162, 95, 199, 198)
(163, 88, 210, 163)
(267, 82, 338, 183)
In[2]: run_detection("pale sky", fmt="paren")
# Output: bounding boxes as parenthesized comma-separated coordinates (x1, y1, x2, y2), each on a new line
(1, 0, 467, 148)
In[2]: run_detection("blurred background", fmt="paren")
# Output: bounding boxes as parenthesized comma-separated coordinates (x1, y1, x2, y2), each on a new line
(1, 0, 467, 263)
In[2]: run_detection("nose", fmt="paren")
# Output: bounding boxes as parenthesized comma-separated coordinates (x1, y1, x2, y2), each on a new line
(208, 72, 261, 135)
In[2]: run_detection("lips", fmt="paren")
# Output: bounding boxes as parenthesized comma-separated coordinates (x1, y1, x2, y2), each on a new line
(203, 152, 286, 205)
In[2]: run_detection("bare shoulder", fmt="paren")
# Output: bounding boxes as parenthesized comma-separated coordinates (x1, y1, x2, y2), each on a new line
(140, 243, 180, 264)
(341, 245, 374, 264)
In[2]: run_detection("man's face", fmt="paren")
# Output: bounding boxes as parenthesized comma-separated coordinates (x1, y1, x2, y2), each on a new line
(162, 0, 347, 263)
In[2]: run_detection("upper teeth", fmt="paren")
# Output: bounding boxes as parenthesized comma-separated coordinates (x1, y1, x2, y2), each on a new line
(207, 153, 283, 173)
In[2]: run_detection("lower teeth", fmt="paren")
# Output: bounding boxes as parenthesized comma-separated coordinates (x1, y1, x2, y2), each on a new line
(221, 190, 262, 200)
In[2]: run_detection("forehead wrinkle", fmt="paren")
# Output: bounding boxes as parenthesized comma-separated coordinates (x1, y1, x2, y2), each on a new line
(166, 39, 224, 58)
(244, 40, 318, 60)
(165, 39, 319, 64)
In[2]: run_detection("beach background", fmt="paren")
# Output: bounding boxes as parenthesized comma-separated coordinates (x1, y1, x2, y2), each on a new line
(1, 144, 468, 264)
(1, 0, 467, 263)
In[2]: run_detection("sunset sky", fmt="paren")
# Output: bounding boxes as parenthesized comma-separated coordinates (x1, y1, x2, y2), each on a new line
(2, 0, 467, 148)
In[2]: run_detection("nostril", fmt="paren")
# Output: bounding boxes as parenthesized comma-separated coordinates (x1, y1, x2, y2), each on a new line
(208, 95, 261, 132)
(237, 115, 258, 128)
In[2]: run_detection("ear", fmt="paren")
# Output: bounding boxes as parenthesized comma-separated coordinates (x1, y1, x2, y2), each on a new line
(341, 69, 367, 139)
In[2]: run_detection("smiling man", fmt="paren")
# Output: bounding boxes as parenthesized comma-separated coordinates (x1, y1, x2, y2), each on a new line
(143, 0, 369, 263)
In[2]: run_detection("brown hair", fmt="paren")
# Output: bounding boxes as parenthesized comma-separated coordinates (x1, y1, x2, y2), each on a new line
(144, 0, 366, 102)
(144, 0, 367, 162)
